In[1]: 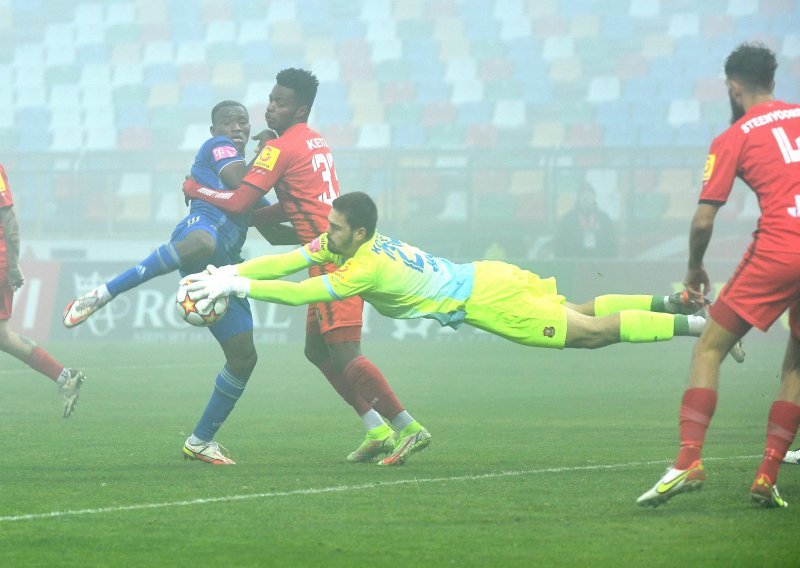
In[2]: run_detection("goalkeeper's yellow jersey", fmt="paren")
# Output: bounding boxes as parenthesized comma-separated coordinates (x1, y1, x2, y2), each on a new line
(238, 231, 477, 328)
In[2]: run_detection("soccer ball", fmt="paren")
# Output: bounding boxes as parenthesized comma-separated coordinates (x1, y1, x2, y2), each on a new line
(176, 282, 229, 327)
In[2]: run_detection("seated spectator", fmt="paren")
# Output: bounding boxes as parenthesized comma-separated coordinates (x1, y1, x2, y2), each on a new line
(554, 182, 618, 258)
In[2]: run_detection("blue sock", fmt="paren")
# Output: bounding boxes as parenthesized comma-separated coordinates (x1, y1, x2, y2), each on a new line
(192, 365, 250, 441)
(106, 243, 181, 297)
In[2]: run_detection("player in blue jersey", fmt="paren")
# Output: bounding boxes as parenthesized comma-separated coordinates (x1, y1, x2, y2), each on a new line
(63, 101, 295, 464)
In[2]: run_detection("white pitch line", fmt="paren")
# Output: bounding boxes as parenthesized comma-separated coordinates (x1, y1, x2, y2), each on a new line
(0, 455, 759, 523)
(0, 362, 213, 376)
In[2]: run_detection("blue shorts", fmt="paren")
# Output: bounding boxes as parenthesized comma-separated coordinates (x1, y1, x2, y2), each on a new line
(171, 209, 253, 343)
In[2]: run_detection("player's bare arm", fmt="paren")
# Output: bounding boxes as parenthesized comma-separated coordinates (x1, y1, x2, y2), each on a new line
(685, 202, 720, 300)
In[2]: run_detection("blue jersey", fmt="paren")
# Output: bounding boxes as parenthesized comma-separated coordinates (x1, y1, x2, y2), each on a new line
(191, 135, 245, 190)
(180, 136, 250, 263)
(173, 135, 254, 342)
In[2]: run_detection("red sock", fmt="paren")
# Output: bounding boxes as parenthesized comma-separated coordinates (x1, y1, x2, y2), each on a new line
(25, 346, 64, 381)
(755, 400, 800, 485)
(316, 359, 372, 415)
(344, 355, 404, 419)
(675, 387, 718, 469)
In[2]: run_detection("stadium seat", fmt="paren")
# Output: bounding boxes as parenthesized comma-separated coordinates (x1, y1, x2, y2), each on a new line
(586, 76, 620, 103)
(491, 100, 526, 129)
(567, 122, 603, 147)
(465, 124, 497, 147)
(356, 123, 390, 149)
(115, 172, 152, 224)
(667, 99, 700, 126)
(531, 121, 565, 148)
(391, 123, 426, 148)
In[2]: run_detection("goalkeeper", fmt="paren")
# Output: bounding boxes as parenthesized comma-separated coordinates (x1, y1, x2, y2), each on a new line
(184, 192, 748, 358)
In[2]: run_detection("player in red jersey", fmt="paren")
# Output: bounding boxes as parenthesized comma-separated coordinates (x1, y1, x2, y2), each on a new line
(184, 68, 429, 465)
(0, 164, 85, 417)
(638, 43, 800, 509)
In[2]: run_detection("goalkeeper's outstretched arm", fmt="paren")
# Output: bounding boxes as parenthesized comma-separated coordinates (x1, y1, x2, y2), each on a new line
(247, 277, 338, 306)
(237, 247, 314, 280)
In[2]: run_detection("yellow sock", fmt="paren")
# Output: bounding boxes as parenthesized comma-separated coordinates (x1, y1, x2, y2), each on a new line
(594, 294, 654, 316)
(619, 310, 675, 343)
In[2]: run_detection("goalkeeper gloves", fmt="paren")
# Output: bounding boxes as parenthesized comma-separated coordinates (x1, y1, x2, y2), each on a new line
(181, 265, 250, 300)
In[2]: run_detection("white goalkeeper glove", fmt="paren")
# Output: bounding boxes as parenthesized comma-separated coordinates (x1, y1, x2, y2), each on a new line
(182, 264, 250, 300)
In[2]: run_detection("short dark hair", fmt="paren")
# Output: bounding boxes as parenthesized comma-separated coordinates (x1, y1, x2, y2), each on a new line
(332, 192, 378, 238)
(276, 68, 319, 108)
(724, 42, 777, 92)
(211, 100, 247, 124)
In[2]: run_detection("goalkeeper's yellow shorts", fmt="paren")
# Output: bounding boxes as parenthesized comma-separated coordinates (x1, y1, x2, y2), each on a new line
(464, 260, 567, 348)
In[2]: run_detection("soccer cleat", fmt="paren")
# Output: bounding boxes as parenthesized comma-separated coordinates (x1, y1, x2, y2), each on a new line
(637, 460, 706, 507)
(63, 288, 108, 328)
(782, 448, 800, 465)
(182, 439, 236, 465)
(347, 430, 397, 463)
(668, 290, 707, 315)
(750, 474, 788, 508)
(59, 369, 85, 418)
(728, 339, 746, 363)
(377, 427, 431, 466)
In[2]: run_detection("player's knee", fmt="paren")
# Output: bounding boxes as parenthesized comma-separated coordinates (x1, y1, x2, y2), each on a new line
(228, 349, 257, 377)
(304, 343, 327, 367)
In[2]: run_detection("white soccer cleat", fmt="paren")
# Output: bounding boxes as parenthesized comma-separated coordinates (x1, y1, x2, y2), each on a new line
(63, 288, 108, 328)
(728, 339, 746, 363)
(182, 438, 236, 465)
(783, 448, 800, 465)
(59, 369, 85, 418)
(637, 460, 706, 507)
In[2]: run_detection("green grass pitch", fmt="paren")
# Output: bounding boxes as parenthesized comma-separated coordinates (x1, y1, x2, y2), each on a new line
(1, 337, 797, 566)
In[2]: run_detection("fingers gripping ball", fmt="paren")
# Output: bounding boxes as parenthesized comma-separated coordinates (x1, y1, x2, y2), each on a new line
(176, 281, 229, 327)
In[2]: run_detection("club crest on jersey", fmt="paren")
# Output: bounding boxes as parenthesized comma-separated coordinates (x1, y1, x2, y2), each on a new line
(703, 154, 716, 181)
(0, 176, 6, 193)
(543, 326, 556, 338)
(254, 145, 281, 171)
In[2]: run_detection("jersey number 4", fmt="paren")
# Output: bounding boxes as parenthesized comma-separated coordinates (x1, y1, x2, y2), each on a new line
(772, 127, 800, 164)
(312, 152, 338, 205)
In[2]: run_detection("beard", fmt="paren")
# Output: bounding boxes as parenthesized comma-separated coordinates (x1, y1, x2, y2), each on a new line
(729, 96, 746, 125)
(327, 235, 350, 254)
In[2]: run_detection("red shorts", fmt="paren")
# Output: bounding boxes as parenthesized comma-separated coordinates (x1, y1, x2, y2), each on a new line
(712, 247, 800, 338)
(305, 295, 364, 343)
(0, 266, 12, 320)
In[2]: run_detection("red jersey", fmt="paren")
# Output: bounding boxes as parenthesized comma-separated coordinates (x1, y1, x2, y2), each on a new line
(699, 100, 800, 253)
(243, 123, 338, 244)
(0, 164, 14, 266)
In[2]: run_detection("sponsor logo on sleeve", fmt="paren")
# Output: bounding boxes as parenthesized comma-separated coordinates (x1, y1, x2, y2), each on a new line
(254, 145, 281, 171)
(212, 145, 239, 161)
(308, 237, 322, 253)
(702, 154, 716, 182)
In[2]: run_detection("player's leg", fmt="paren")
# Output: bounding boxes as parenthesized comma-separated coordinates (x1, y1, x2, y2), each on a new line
(637, 308, 745, 507)
(183, 297, 255, 465)
(750, 318, 800, 507)
(63, 221, 215, 328)
(575, 292, 744, 362)
(0, 319, 85, 417)
(304, 308, 400, 463)
(327, 335, 430, 466)
(564, 308, 704, 349)
(569, 292, 704, 317)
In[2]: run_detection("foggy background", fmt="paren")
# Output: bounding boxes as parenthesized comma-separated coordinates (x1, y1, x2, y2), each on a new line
(2, 0, 798, 342)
